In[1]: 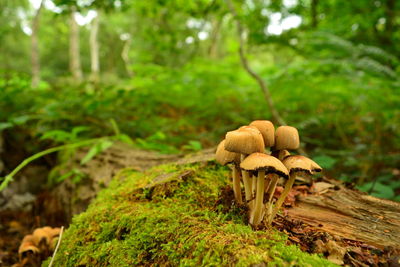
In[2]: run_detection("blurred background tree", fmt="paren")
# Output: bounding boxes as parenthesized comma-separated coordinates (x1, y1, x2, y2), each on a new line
(0, 0, 399, 200)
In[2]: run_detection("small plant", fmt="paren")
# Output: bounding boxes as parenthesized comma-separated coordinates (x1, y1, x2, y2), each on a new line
(215, 120, 322, 228)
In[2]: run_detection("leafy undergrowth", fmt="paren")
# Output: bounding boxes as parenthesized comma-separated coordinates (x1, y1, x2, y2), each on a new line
(44, 162, 336, 266)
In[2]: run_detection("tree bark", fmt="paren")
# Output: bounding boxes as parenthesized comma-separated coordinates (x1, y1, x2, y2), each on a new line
(310, 0, 319, 28)
(89, 12, 100, 84)
(31, 0, 45, 88)
(69, 6, 83, 82)
(208, 16, 222, 58)
(383, 0, 395, 46)
(121, 36, 133, 77)
(284, 180, 400, 249)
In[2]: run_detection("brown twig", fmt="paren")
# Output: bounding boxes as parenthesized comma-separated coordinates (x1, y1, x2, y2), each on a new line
(48, 226, 64, 267)
(225, 0, 286, 126)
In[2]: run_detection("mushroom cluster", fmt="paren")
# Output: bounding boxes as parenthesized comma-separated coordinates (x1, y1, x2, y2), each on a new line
(215, 120, 322, 227)
(16, 226, 61, 266)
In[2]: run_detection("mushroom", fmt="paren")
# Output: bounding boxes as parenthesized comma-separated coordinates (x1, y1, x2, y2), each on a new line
(267, 126, 300, 207)
(18, 235, 40, 259)
(33, 228, 52, 247)
(249, 120, 275, 149)
(268, 155, 322, 223)
(240, 153, 289, 226)
(225, 126, 264, 208)
(215, 140, 242, 204)
(273, 126, 300, 151)
(248, 120, 276, 200)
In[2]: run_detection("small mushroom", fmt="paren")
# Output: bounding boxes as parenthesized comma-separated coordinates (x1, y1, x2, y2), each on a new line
(216, 140, 242, 204)
(268, 126, 299, 205)
(273, 126, 300, 151)
(268, 155, 322, 223)
(249, 120, 276, 199)
(241, 153, 289, 226)
(33, 228, 52, 247)
(18, 235, 40, 259)
(249, 120, 275, 149)
(225, 126, 264, 208)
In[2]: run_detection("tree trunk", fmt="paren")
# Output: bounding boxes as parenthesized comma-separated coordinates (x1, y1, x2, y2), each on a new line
(121, 36, 133, 77)
(31, 0, 45, 88)
(69, 6, 83, 82)
(89, 12, 100, 84)
(310, 0, 319, 28)
(208, 16, 222, 58)
(383, 0, 395, 46)
(281, 179, 400, 249)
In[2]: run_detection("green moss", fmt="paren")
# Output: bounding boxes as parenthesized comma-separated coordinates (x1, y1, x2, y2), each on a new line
(44, 162, 337, 267)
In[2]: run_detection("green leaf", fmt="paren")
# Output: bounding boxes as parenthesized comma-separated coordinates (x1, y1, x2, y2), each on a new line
(312, 155, 337, 169)
(80, 140, 113, 165)
(182, 140, 202, 151)
(11, 115, 31, 125)
(357, 182, 395, 199)
(116, 134, 134, 145)
(40, 130, 72, 143)
(0, 122, 13, 131)
(71, 126, 90, 138)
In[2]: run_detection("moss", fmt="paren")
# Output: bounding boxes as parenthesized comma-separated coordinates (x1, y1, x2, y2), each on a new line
(44, 162, 337, 267)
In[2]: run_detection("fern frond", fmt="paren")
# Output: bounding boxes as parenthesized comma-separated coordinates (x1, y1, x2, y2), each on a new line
(354, 57, 397, 79)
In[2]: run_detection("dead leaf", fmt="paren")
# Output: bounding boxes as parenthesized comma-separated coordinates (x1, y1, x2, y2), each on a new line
(326, 240, 347, 265)
(312, 182, 335, 194)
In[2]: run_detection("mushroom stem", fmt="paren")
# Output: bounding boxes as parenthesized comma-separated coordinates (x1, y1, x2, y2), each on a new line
(269, 172, 296, 224)
(265, 174, 279, 203)
(264, 178, 271, 192)
(232, 166, 243, 204)
(240, 154, 253, 207)
(264, 173, 279, 222)
(250, 170, 265, 226)
(252, 174, 257, 201)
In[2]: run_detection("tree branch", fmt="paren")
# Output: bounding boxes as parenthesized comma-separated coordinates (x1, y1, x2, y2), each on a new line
(225, 0, 286, 126)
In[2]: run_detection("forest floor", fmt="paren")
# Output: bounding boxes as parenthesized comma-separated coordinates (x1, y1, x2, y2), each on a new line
(1, 144, 400, 266)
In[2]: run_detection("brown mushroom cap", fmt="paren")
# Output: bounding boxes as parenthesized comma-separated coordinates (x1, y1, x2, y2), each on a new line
(225, 127, 264, 154)
(240, 153, 289, 178)
(275, 126, 300, 150)
(282, 155, 322, 174)
(33, 228, 51, 246)
(18, 235, 40, 255)
(249, 120, 275, 147)
(215, 140, 240, 165)
(49, 227, 61, 238)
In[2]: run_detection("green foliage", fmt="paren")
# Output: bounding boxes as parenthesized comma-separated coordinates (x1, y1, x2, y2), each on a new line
(357, 173, 400, 200)
(1, 0, 399, 201)
(44, 163, 337, 266)
(1, 50, 400, 199)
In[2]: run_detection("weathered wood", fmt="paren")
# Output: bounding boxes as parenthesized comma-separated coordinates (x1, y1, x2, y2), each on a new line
(52, 143, 214, 219)
(286, 185, 400, 249)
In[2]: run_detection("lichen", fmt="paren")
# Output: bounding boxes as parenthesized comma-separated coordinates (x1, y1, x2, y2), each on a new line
(44, 162, 337, 266)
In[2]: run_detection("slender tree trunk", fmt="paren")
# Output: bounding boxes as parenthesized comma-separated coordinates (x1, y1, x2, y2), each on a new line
(208, 17, 222, 58)
(31, 0, 45, 88)
(311, 0, 319, 28)
(90, 12, 100, 84)
(121, 36, 133, 77)
(383, 0, 395, 46)
(69, 6, 83, 82)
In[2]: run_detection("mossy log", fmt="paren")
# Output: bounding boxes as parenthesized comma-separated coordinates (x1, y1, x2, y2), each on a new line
(45, 162, 335, 266)
(47, 147, 400, 266)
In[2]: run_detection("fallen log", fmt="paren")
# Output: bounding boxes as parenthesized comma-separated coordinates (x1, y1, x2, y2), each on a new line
(286, 184, 400, 249)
